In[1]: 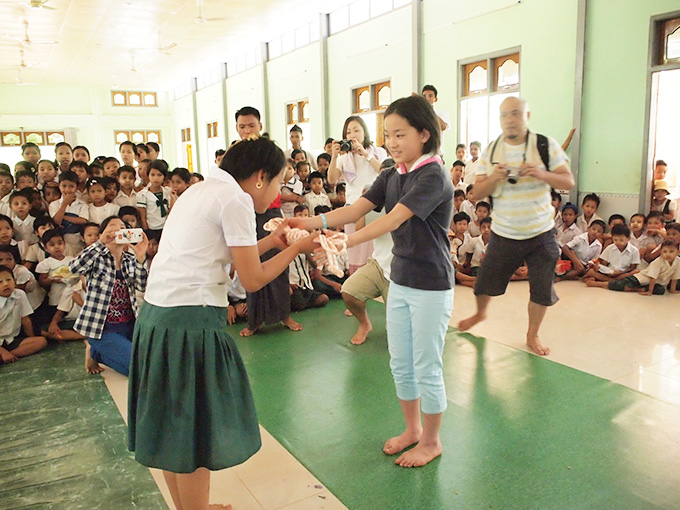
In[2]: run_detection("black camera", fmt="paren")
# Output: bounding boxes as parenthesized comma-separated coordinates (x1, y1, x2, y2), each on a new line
(340, 139, 353, 152)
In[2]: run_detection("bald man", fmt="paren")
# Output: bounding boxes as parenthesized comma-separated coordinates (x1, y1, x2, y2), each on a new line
(458, 97, 575, 355)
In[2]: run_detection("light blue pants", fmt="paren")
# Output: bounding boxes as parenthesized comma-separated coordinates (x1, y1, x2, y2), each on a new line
(386, 282, 454, 415)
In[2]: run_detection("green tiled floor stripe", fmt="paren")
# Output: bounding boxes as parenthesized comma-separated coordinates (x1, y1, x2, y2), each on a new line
(231, 299, 680, 510)
(0, 342, 166, 510)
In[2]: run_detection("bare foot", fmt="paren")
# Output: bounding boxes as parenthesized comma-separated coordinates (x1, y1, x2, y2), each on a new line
(282, 316, 303, 331)
(344, 309, 353, 317)
(85, 341, 104, 375)
(395, 440, 442, 468)
(351, 320, 372, 345)
(527, 335, 550, 356)
(457, 312, 486, 332)
(383, 429, 422, 455)
(208, 504, 232, 510)
(239, 325, 261, 337)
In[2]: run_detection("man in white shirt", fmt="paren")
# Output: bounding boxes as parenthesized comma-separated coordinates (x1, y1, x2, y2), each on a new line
(458, 97, 575, 356)
(421, 85, 450, 157)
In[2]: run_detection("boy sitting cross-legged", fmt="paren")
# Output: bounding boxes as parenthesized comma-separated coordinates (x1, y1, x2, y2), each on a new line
(584, 223, 640, 282)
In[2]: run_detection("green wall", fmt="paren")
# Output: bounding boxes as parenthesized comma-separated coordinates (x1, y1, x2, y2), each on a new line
(580, 0, 680, 194)
(422, 0, 578, 158)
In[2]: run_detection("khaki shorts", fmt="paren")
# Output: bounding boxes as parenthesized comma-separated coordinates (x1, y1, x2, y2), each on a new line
(341, 258, 390, 302)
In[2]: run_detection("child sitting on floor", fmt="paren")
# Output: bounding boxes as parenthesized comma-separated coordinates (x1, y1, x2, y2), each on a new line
(43, 276, 86, 342)
(449, 212, 475, 288)
(584, 223, 639, 282)
(628, 213, 650, 257)
(555, 203, 581, 246)
(642, 211, 668, 265)
(22, 215, 56, 271)
(559, 219, 606, 280)
(289, 206, 329, 311)
(460, 184, 477, 223)
(576, 193, 604, 233)
(587, 240, 680, 295)
(304, 172, 332, 216)
(552, 190, 563, 228)
(9, 188, 38, 246)
(35, 229, 75, 321)
(468, 201, 490, 237)
(0, 265, 47, 365)
(601, 214, 626, 250)
(452, 189, 465, 216)
(469, 217, 492, 276)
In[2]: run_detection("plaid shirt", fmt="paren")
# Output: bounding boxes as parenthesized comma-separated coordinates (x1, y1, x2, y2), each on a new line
(69, 241, 147, 340)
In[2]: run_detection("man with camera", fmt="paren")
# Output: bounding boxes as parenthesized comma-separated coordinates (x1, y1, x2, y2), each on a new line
(458, 96, 574, 356)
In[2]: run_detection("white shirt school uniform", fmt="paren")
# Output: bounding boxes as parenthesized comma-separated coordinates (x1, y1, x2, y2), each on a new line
(226, 267, 246, 303)
(451, 232, 474, 266)
(304, 191, 331, 216)
(13, 264, 46, 311)
(556, 222, 582, 247)
(0, 289, 32, 346)
(470, 236, 489, 268)
(48, 197, 89, 222)
(468, 220, 482, 238)
(366, 209, 393, 279)
(88, 202, 119, 226)
(576, 213, 604, 234)
(24, 242, 47, 267)
(634, 256, 680, 287)
(463, 159, 480, 185)
(144, 167, 257, 308)
(598, 242, 640, 272)
(460, 200, 477, 224)
(137, 187, 172, 230)
(35, 255, 75, 306)
(0, 193, 10, 217)
(554, 211, 563, 229)
(76, 189, 90, 204)
(629, 231, 650, 252)
(280, 175, 304, 218)
(12, 215, 38, 245)
(566, 232, 602, 264)
(57, 279, 85, 321)
(113, 189, 138, 209)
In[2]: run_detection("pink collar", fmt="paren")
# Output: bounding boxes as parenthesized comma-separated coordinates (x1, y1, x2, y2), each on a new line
(396, 154, 442, 174)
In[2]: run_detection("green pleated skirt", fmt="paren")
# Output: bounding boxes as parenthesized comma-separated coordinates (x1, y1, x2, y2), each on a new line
(127, 303, 261, 473)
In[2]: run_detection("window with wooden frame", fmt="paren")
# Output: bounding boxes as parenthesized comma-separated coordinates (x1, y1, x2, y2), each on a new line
(181, 128, 191, 143)
(115, 130, 163, 144)
(1, 130, 65, 146)
(351, 80, 391, 149)
(207, 121, 218, 139)
(285, 99, 311, 152)
(656, 17, 680, 64)
(459, 51, 520, 148)
(353, 86, 371, 113)
(111, 91, 158, 107)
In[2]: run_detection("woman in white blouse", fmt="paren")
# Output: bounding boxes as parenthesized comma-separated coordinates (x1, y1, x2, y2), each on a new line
(328, 116, 387, 272)
(127, 137, 320, 510)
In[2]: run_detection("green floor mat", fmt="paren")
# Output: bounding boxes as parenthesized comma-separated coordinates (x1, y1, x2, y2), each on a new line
(231, 299, 680, 510)
(0, 342, 166, 510)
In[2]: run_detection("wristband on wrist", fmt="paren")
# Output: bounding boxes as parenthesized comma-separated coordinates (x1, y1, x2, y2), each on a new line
(320, 213, 328, 230)
(365, 152, 373, 162)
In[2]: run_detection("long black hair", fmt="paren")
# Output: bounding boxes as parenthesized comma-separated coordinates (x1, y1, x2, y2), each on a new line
(384, 95, 441, 155)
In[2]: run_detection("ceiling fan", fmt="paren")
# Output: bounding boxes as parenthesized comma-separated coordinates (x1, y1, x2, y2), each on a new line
(156, 32, 177, 55)
(0, 0, 56, 10)
(194, 0, 225, 24)
(18, 48, 40, 69)
(4, 20, 59, 47)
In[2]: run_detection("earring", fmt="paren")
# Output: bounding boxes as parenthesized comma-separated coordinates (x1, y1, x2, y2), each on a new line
(256, 181, 263, 189)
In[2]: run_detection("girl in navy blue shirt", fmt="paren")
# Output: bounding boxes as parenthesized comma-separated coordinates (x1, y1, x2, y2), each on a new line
(291, 95, 454, 468)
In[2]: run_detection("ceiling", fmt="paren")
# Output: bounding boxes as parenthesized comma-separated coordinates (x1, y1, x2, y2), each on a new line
(0, 0, 350, 90)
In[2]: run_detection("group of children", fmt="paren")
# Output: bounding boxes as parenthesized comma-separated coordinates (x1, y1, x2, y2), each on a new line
(445, 166, 680, 296)
(0, 140, 198, 365)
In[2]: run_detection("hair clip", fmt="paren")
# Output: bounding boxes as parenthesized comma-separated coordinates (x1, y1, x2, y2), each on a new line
(246, 133, 259, 141)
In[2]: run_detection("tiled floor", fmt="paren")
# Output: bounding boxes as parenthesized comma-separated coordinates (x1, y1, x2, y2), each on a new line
(102, 279, 680, 509)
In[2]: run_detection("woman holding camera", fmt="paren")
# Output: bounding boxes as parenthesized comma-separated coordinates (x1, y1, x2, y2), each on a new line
(328, 116, 387, 272)
(68, 216, 149, 376)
